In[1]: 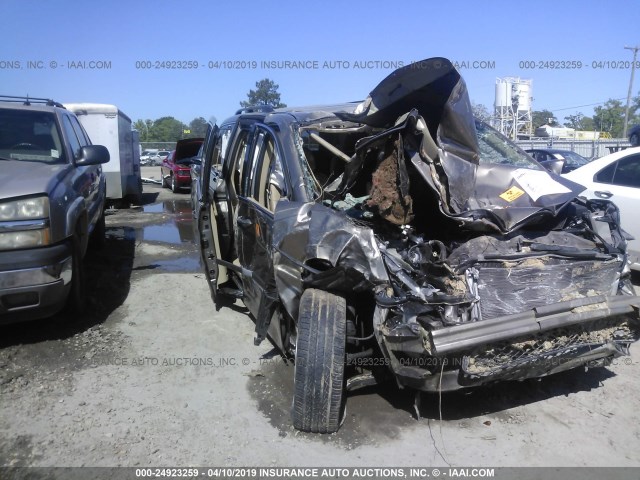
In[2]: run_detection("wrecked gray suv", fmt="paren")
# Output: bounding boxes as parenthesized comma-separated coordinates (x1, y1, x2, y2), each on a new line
(195, 58, 640, 433)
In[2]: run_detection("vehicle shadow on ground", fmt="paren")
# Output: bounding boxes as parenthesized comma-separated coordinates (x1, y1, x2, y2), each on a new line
(0, 226, 136, 349)
(137, 191, 160, 206)
(364, 366, 615, 422)
(248, 352, 616, 446)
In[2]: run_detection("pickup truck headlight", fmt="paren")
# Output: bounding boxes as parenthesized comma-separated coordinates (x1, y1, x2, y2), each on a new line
(0, 197, 50, 250)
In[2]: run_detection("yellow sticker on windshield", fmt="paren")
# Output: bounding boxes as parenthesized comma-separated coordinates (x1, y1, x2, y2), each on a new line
(500, 186, 525, 202)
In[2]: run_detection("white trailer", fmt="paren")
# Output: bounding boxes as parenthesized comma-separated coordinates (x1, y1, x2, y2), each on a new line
(64, 103, 142, 206)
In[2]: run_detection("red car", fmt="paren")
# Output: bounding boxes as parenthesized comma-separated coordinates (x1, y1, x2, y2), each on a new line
(160, 138, 204, 193)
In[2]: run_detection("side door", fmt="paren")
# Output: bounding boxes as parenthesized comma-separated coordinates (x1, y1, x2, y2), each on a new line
(236, 125, 289, 342)
(61, 114, 103, 228)
(197, 123, 225, 303)
(587, 153, 640, 264)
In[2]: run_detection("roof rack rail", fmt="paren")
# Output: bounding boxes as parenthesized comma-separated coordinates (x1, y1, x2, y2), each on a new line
(235, 105, 275, 115)
(0, 95, 65, 108)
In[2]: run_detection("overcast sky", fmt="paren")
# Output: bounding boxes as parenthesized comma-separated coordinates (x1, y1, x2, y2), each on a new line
(2, 0, 638, 124)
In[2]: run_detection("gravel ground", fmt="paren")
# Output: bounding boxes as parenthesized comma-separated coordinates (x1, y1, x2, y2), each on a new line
(1, 167, 640, 472)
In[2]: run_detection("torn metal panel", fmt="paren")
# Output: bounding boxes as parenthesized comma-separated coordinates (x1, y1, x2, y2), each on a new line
(272, 201, 388, 320)
(335, 57, 588, 234)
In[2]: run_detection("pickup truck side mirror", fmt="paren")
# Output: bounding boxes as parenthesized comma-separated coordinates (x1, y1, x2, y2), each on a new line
(76, 145, 110, 166)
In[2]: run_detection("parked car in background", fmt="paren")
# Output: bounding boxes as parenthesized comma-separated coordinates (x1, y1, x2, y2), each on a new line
(156, 150, 171, 164)
(140, 149, 159, 166)
(526, 148, 590, 174)
(629, 125, 640, 147)
(563, 146, 640, 270)
(160, 138, 203, 193)
(0, 95, 109, 324)
(193, 58, 640, 434)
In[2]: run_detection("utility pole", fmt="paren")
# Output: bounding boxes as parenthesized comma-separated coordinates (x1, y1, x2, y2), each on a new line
(623, 45, 639, 138)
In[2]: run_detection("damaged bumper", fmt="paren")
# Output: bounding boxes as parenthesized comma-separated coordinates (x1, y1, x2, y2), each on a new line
(430, 294, 640, 355)
(375, 295, 640, 392)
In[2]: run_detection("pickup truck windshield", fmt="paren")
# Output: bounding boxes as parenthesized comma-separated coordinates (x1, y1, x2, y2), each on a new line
(0, 110, 65, 164)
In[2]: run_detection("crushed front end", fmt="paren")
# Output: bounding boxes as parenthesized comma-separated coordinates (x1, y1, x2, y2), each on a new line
(272, 57, 640, 393)
(372, 221, 640, 391)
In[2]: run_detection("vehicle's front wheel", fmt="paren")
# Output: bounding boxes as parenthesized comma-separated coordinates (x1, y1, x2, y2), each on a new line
(160, 170, 167, 188)
(292, 288, 347, 433)
(171, 174, 179, 193)
(631, 133, 639, 147)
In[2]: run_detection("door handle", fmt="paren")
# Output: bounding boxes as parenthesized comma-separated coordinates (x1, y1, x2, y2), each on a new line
(594, 191, 613, 199)
(237, 216, 253, 228)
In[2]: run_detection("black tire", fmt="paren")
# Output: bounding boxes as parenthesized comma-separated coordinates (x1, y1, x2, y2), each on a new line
(171, 174, 180, 193)
(630, 133, 639, 147)
(64, 234, 86, 316)
(160, 170, 167, 188)
(292, 288, 347, 433)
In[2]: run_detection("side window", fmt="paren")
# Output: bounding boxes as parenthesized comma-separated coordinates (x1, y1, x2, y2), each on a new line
(595, 155, 640, 187)
(70, 117, 90, 146)
(62, 115, 82, 159)
(595, 162, 615, 184)
(611, 155, 640, 188)
(229, 129, 250, 197)
(211, 125, 232, 173)
(242, 127, 286, 212)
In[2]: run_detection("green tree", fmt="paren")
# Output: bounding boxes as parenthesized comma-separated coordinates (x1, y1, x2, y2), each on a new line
(471, 102, 492, 122)
(532, 109, 559, 129)
(240, 78, 287, 108)
(149, 116, 186, 142)
(188, 117, 208, 138)
(133, 119, 154, 142)
(593, 100, 626, 137)
(563, 113, 595, 131)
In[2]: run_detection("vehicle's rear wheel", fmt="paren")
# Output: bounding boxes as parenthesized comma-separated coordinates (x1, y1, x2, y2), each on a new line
(631, 133, 639, 147)
(292, 288, 347, 433)
(171, 174, 179, 193)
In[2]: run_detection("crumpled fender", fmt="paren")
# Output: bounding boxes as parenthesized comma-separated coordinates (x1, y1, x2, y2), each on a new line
(272, 201, 388, 321)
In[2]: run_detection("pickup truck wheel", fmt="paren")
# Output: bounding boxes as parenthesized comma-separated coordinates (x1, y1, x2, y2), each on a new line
(64, 234, 86, 316)
(171, 174, 179, 193)
(292, 288, 346, 433)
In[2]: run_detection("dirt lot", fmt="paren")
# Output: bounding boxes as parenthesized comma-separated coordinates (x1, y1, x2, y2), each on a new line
(1, 166, 640, 469)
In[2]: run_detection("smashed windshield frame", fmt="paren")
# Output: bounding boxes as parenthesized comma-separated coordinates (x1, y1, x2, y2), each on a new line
(0, 109, 66, 164)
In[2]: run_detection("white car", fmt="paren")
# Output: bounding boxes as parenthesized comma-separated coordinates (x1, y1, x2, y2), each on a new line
(563, 146, 640, 269)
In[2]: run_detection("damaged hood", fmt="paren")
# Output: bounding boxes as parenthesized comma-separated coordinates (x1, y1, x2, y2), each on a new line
(338, 57, 584, 233)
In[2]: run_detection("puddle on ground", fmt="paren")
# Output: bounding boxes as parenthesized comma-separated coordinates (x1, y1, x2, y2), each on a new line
(106, 203, 200, 273)
(142, 203, 165, 213)
(142, 200, 192, 215)
(142, 223, 194, 244)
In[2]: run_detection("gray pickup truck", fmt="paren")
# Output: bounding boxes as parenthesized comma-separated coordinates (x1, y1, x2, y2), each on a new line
(0, 96, 109, 324)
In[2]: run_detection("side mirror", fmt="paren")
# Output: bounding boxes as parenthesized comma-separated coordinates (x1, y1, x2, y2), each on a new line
(76, 145, 110, 166)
